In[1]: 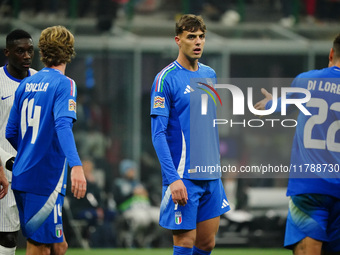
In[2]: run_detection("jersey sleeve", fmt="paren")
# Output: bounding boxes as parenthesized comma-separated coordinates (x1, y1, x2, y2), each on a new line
(151, 115, 181, 184)
(54, 77, 77, 122)
(55, 117, 82, 167)
(5, 89, 21, 150)
(150, 75, 172, 117)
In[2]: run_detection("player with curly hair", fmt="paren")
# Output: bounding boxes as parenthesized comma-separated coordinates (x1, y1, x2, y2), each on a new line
(6, 26, 86, 255)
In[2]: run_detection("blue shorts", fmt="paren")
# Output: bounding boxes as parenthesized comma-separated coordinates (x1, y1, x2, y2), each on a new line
(159, 178, 230, 230)
(285, 194, 340, 252)
(13, 190, 64, 244)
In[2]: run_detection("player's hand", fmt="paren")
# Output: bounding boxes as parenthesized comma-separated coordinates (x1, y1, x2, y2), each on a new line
(71, 165, 87, 199)
(254, 88, 273, 111)
(170, 179, 188, 206)
(0, 165, 8, 199)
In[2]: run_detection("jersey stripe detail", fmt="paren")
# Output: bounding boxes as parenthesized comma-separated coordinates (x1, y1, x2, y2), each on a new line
(160, 186, 171, 215)
(69, 79, 76, 97)
(177, 131, 186, 178)
(25, 160, 65, 236)
(155, 63, 176, 92)
(174, 61, 182, 69)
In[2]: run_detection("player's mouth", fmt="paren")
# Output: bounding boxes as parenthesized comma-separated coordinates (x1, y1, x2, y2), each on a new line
(22, 62, 31, 68)
(193, 48, 201, 54)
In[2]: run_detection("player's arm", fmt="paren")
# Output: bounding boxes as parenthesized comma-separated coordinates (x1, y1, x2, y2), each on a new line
(5, 94, 20, 150)
(255, 76, 306, 114)
(0, 160, 8, 199)
(151, 115, 188, 206)
(55, 116, 86, 199)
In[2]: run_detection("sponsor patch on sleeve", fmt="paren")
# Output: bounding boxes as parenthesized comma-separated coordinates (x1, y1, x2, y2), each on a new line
(153, 96, 165, 109)
(68, 99, 76, 112)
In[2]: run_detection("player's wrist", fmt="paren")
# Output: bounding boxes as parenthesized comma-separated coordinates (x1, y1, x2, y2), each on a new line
(5, 157, 15, 171)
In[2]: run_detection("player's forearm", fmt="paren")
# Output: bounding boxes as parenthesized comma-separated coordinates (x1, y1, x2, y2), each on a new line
(5, 109, 19, 150)
(151, 115, 181, 184)
(5, 125, 18, 150)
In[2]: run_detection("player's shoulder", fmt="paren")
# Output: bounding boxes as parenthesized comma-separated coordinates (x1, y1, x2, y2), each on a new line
(156, 61, 181, 78)
(64, 75, 75, 84)
(153, 61, 181, 91)
(0, 66, 5, 77)
(198, 62, 216, 76)
(29, 68, 38, 76)
(297, 66, 339, 79)
(198, 62, 215, 71)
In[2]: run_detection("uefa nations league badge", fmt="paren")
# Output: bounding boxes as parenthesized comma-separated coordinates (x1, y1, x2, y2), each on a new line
(175, 211, 182, 225)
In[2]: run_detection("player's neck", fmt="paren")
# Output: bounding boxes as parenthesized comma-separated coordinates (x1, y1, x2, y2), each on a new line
(6, 65, 28, 80)
(49, 63, 66, 74)
(176, 56, 199, 71)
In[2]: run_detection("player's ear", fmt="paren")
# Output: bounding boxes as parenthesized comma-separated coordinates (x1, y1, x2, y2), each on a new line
(175, 36, 180, 47)
(329, 48, 334, 67)
(3, 48, 9, 57)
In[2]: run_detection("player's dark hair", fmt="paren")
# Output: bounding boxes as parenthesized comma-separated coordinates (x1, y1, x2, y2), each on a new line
(333, 34, 340, 59)
(176, 14, 206, 36)
(6, 29, 32, 48)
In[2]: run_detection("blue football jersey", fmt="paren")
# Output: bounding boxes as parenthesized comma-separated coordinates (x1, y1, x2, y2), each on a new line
(6, 67, 77, 196)
(151, 61, 221, 185)
(286, 66, 340, 199)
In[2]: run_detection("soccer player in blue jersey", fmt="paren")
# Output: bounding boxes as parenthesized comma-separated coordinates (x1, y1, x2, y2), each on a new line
(6, 26, 87, 255)
(255, 34, 340, 255)
(151, 14, 230, 255)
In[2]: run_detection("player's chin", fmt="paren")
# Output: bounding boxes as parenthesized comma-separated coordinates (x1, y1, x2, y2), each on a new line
(21, 64, 31, 70)
(193, 53, 203, 60)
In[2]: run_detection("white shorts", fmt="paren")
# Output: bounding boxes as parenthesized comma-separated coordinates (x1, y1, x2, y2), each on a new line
(0, 183, 20, 232)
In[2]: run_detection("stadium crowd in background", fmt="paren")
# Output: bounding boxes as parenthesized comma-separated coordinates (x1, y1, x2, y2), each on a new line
(113, 159, 159, 248)
(1, 0, 340, 27)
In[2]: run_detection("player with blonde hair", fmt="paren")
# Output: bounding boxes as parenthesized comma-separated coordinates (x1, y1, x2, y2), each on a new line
(6, 26, 86, 255)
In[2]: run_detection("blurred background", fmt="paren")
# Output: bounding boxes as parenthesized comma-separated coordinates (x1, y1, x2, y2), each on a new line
(0, 0, 339, 250)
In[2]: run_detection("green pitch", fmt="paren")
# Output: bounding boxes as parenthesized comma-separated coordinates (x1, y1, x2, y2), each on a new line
(16, 248, 291, 255)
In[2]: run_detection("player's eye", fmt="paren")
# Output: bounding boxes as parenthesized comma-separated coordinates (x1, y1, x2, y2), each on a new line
(16, 49, 24, 54)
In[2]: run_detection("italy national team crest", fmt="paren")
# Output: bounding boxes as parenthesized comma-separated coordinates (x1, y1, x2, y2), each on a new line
(175, 211, 182, 225)
(55, 224, 63, 238)
(153, 96, 165, 109)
